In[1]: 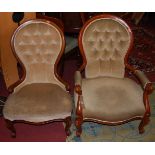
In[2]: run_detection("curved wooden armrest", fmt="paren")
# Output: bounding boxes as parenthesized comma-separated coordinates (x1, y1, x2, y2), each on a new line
(125, 65, 151, 89)
(134, 70, 151, 89)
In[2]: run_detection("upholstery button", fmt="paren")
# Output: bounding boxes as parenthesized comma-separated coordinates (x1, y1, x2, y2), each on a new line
(104, 31, 110, 39)
(12, 22, 64, 84)
(115, 31, 121, 39)
(40, 39, 46, 45)
(98, 39, 104, 48)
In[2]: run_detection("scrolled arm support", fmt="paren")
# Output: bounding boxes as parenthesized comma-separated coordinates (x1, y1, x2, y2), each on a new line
(125, 64, 154, 116)
(143, 83, 153, 116)
(125, 64, 152, 90)
(74, 71, 83, 118)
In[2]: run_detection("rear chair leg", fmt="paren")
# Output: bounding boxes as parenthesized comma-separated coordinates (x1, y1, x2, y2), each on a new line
(65, 116, 72, 136)
(139, 115, 150, 134)
(5, 119, 16, 138)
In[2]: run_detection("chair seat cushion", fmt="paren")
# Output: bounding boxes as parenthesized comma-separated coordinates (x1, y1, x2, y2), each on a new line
(3, 83, 72, 122)
(81, 77, 145, 122)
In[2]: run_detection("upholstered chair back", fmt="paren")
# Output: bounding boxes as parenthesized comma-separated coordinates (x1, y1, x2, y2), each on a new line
(12, 20, 66, 92)
(79, 15, 133, 78)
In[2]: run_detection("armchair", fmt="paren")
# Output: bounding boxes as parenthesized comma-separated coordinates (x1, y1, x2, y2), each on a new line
(3, 19, 72, 137)
(74, 14, 153, 136)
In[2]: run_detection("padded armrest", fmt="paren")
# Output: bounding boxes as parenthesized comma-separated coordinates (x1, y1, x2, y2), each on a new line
(135, 70, 151, 89)
(74, 71, 82, 86)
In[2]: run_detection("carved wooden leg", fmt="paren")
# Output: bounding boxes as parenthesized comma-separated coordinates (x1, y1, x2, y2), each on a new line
(75, 117, 83, 137)
(65, 116, 72, 136)
(5, 119, 16, 138)
(139, 115, 150, 134)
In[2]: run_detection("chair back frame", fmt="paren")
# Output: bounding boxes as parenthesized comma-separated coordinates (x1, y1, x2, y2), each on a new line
(8, 19, 69, 93)
(5, 19, 72, 137)
(75, 14, 152, 137)
(78, 14, 134, 75)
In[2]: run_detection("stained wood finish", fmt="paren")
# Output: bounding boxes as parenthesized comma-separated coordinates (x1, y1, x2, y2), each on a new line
(5, 119, 16, 138)
(64, 116, 72, 136)
(36, 13, 64, 31)
(75, 14, 153, 136)
(5, 19, 71, 138)
(5, 116, 71, 138)
(36, 13, 104, 33)
(75, 88, 83, 136)
(139, 83, 153, 133)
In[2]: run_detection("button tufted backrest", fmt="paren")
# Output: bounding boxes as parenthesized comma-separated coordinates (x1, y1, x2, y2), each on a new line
(12, 20, 66, 92)
(79, 15, 133, 78)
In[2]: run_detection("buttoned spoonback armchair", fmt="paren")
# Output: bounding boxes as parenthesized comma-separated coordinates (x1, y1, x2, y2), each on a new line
(3, 19, 72, 137)
(74, 14, 153, 136)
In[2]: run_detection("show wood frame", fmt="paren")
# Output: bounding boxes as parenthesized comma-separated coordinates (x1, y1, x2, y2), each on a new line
(75, 14, 153, 136)
(5, 19, 72, 138)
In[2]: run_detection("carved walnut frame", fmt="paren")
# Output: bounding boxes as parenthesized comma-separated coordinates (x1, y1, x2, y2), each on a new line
(75, 14, 153, 136)
(5, 19, 71, 138)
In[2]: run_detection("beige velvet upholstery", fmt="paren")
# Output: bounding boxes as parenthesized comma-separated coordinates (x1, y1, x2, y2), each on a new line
(3, 20, 72, 123)
(13, 20, 65, 92)
(135, 70, 150, 89)
(75, 15, 150, 136)
(81, 77, 145, 121)
(74, 71, 82, 86)
(3, 83, 72, 122)
(82, 18, 131, 78)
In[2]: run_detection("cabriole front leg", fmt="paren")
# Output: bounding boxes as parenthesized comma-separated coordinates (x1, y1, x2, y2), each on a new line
(75, 116, 83, 137)
(5, 119, 16, 138)
(65, 116, 72, 136)
(139, 115, 150, 134)
(139, 83, 153, 134)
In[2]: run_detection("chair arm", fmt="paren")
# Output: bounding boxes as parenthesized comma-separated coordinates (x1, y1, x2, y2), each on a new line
(74, 71, 82, 87)
(74, 71, 82, 96)
(125, 65, 152, 89)
(74, 71, 85, 115)
(134, 70, 151, 89)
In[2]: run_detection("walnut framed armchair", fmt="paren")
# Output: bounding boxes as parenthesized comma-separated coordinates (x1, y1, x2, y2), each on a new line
(74, 14, 153, 136)
(3, 19, 72, 137)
